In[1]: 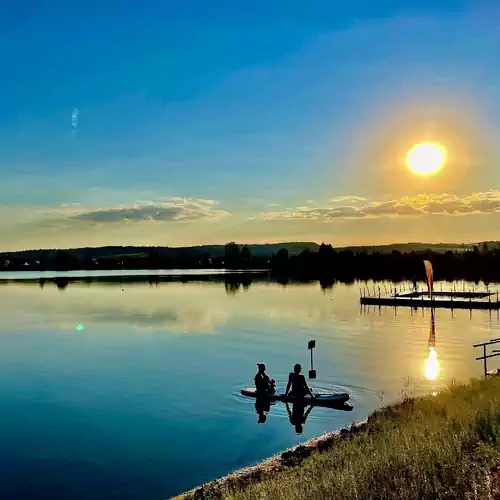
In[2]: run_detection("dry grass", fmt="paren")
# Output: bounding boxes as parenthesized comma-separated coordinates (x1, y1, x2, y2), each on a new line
(219, 377, 500, 500)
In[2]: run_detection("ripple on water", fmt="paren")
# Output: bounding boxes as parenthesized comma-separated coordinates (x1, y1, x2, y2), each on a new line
(231, 377, 377, 424)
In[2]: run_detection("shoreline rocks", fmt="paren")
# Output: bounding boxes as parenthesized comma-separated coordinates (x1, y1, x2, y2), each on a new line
(174, 419, 369, 500)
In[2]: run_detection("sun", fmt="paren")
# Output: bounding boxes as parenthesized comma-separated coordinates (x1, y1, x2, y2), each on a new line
(406, 142, 447, 176)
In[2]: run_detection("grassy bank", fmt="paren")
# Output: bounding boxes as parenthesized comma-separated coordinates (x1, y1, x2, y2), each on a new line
(179, 377, 500, 500)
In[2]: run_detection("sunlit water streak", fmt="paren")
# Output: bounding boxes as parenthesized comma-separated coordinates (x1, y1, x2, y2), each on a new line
(425, 348, 440, 381)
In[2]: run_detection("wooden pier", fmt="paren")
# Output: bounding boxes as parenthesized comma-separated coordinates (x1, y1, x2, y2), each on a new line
(360, 290, 500, 310)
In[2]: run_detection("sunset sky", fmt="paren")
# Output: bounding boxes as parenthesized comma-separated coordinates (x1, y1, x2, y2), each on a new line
(1, 1, 499, 251)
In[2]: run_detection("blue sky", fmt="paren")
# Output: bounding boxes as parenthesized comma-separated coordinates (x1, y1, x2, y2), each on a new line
(1, 0, 500, 250)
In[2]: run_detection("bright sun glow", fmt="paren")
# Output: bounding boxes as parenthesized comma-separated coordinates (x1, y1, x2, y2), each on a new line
(425, 348, 440, 381)
(406, 142, 447, 176)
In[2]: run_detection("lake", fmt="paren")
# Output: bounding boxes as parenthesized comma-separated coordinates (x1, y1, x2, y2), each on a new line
(1, 272, 499, 499)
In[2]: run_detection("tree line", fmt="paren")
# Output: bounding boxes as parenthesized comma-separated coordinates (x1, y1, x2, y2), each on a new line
(2, 241, 500, 282)
(0, 243, 268, 272)
(269, 242, 500, 283)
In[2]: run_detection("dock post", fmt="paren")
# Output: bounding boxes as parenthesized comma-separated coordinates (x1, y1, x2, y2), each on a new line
(484, 344, 487, 377)
(308, 340, 316, 379)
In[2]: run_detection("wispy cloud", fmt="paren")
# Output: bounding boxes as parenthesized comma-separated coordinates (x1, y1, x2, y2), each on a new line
(70, 198, 230, 224)
(261, 191, 500, 221)
(330, 196, 368, 203)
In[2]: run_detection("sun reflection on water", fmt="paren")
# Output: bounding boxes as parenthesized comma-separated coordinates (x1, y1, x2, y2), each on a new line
(425, 347, 440, 381)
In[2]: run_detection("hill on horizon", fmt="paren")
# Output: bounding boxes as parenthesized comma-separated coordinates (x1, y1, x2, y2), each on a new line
(0, 242, 321, 261)
(1, 241, 496, 262)
(339, 242, 475, 253)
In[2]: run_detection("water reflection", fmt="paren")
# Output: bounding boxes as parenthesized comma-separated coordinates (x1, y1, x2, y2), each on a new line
(425, 348, 439, 381)
(254, 397, 353, 434)
(224, 276, 253, 295)
(255, 398, 274, 424)
(286, 402, 314, 434)
(0, 280, 356, 335)
(2, 278, 500, 499)
(424, 310, 440, 381)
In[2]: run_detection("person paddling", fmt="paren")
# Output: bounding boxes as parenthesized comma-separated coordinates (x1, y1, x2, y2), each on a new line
(285, 363, 314, 398)
(254, 363, 276, 394)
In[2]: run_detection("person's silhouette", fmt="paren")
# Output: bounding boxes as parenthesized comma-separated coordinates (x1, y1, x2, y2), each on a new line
(285, 363, 314, 398)
(254, 363, 276, 394)
(286, 402, 313, 434)
(255, 398, 272, 424)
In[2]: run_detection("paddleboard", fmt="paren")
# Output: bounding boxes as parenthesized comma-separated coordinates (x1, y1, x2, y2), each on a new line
(241, 387, 350, 407)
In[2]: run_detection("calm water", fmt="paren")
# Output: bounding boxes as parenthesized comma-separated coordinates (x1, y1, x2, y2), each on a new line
(1, 275, 499, 499)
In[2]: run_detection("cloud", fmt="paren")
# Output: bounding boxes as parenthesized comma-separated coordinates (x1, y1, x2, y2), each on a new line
(330, 196, 368, 203)
(70, 198, 230, 224)
(24, 197, 232, 229)
(262, 191, 500, 221)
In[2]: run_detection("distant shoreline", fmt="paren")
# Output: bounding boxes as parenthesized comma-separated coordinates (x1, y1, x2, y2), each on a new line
(0, 269, 270, 289)
(2, 242, 499, 282)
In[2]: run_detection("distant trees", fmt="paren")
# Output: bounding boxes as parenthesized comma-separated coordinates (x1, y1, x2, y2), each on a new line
(240, 245, 251, 267)
(147, 248, 160, 269)
(271, 248, 289, 273)
(268, 245, 500, 282)
(224, 242, 240, 269)
(54, 250, 81, 271)
(224, 242, 253, 269)
(5, 241, 500, 282)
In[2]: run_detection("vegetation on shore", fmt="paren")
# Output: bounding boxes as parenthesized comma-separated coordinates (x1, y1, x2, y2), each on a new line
(3, 241, 500, 282)
(0, 242, 313, 272)
(183, 377, 500, 500)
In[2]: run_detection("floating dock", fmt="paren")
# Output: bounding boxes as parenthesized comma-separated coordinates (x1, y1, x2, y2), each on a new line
(360, 290, 500, 310)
